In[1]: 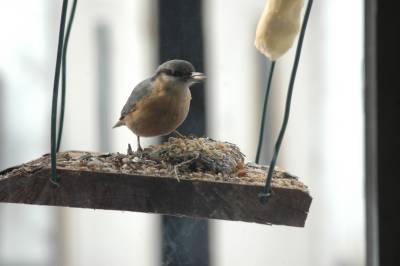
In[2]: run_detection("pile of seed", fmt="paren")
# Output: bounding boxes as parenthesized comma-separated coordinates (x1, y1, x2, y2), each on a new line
(145, 137, 245, 174)
(0, 137, 308, 190)
(56, 137, 245, 179)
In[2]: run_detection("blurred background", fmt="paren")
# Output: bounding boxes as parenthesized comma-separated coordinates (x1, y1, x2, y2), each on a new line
(0, 0, 364, 265)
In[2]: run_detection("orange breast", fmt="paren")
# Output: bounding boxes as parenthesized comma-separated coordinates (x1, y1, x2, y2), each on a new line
(124, 87, 191, 137)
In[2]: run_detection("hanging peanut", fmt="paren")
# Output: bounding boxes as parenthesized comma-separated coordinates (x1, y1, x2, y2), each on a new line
(255, 0, 305, 60)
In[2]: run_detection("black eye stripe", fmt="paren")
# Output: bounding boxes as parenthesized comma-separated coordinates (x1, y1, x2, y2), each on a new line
(160, 68, 192, 78)
(173, 71, 183, 76)
(164, 70, 186, 77)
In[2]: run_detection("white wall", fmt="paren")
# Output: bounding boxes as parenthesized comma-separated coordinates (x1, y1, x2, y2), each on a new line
(205, 0, 365, 265)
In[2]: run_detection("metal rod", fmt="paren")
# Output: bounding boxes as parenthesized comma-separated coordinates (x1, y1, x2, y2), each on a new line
(259, 0, 314, 203)
(50, 0, 69, 185)
(255, 61, 276, 163)
(57, 0, 78, 152)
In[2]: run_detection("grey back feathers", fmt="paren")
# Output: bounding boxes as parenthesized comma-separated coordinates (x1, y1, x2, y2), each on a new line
(119, 78, 154, 120)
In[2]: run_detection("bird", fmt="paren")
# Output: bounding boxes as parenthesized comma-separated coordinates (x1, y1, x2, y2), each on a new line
(113, 59, 206, 153)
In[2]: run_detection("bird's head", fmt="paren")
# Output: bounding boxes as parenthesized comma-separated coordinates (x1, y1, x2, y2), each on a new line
(154, 59, 206, 90)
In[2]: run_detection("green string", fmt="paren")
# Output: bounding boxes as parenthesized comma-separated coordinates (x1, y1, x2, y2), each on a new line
(255, 61, 275, 164)
(259, 0, 314, 203)
(50, 0, 78, 185)
(50, 0, 69, 185)
(57, 0, 79, 152)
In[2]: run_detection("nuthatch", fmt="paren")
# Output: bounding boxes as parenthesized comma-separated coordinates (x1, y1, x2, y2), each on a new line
(113, 59, 206, 152)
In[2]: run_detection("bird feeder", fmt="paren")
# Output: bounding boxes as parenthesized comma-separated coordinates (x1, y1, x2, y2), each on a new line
(0, 138, 311, 227)
(0, 0, 313, 227)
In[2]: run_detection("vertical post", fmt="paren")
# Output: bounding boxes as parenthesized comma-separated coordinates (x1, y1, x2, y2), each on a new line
(365, 1, 378, 265)
(158, 0, 206, 137)
(158, 0, 209, 265)
(365, 1, 400, 265)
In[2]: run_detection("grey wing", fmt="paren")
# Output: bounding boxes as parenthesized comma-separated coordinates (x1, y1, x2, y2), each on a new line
(119, 78, 154, 120)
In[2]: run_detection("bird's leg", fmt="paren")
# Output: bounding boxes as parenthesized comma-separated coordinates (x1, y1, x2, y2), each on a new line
(173, 130, 185, 138)
(137, 135, 143, 153)
(127, 137, 143, 157)
(127, 144, 134, 155)
(135, 136, 144, 158)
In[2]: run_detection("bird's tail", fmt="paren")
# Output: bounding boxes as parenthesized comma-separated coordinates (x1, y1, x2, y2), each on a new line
(112, 120, 125, 128)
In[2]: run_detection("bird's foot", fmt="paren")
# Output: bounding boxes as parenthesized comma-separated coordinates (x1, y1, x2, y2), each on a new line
(127, 144, 134, 155)
(127, 143, 144, 158)
(136, 145, 144, 159)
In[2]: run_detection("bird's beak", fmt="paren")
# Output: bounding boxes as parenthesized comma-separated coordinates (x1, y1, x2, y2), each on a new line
(190, 72, 207, 82)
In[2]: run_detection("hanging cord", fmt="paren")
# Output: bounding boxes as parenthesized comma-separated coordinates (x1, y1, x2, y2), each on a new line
(259, 0, 314, 203)
(50, 0, 69, 185)
(255, 61, 275, 164)
(50, 0, 78, 185)
(57, 0, 79, 152)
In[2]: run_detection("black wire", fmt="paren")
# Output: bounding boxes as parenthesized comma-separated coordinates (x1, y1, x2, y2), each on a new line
(255, 61, 275, 164)
(259, 0, 314, 203)
(50, 0, 69, 185)
(57, 0, 78, 152)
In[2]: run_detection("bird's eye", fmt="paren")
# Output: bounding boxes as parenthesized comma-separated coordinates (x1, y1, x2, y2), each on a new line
(172, 71, 182, 77)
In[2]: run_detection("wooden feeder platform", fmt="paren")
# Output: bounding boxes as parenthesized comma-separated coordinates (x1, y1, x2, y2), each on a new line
(0, 137, 312, 227)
